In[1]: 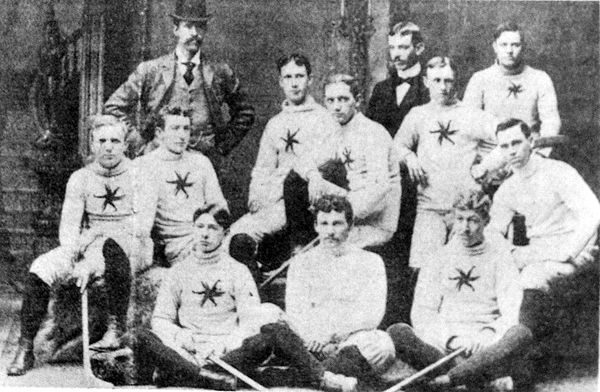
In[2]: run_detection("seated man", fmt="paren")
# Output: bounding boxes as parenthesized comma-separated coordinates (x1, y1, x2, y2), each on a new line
(134, 205, 366, 391)
(322, 74, 400, 248)
(8, 116, 155, 376)
(136, 106, 228, 265)
(488, 118, 600, 337)
(394, 56, 502, 270)
(227, 54, 345, 267)
(387, 189, 533, 388)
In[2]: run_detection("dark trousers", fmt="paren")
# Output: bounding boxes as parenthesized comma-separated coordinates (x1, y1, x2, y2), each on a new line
(387, 323, 533, 386)
(134, 323, 372, 388)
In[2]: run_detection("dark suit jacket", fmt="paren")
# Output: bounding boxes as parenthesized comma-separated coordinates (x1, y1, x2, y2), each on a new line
(366, 69, 428, 138)
(104, 52, 255, 157)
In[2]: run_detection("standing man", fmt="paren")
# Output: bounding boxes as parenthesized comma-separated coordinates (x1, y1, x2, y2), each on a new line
(488, 119, 600, 338)
(227, 54, 344, 268)
(7, 116, 155, 376)
(367, 21, 427, 137)
(136, 106, 228, 265)
(394, 57, 501, 270)
(104, 0, 255, 161)
(463, 22, 561, 157)
(366, 22, 428, 294)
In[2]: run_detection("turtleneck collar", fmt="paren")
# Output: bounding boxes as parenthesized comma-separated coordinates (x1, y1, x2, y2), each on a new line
(493, 60, 526, 76)
(282, 95, 321, 113)
(449, 236, 489, 257)
(154, 146, 185, 161)
(427, 97, 460, 111)
(512, 152, 539, 179)
(89, 158, 129, 177)
(191, 243, 223, 265)
(319, 243, 351, 258)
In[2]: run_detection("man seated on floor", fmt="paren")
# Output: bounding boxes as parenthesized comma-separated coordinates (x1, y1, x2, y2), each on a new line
(387, 189, 533, 389)
(134, 202, 378, 391)
(488, 118, 600, 339)
(136, 106, 228, 265)
(393, 56, 502, 271)
(226, 54, 345, 269)
(8, 116, 155, 376)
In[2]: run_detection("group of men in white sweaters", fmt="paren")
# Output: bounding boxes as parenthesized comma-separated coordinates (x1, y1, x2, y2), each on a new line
(7, 15, 600, 392)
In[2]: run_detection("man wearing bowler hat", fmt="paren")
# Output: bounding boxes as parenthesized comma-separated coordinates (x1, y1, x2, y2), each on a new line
(104, 0, 255, 162)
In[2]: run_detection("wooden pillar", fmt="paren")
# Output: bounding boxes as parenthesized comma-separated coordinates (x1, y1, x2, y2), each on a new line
(78, 1, 105, 159)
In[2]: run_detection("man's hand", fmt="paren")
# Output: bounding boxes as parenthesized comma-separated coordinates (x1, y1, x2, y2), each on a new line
(76, 230, 102, 257)
(470, 164, 487, 181)
(72, 261, 99, 293)
(448, 335, 478, 357)
(306, 340, 327, 360)
(308, 176, 348, 203)
(248, 198, 264, 214)
(175, 329, 196, 353)
(404, 154, 428, 186)
(360, 341, 392, 370)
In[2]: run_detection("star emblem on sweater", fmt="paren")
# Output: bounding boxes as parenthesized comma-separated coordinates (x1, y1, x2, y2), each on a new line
(93, 185, 124, 211)
(430, 121, 458, 145)
(167, 171, 194, 198)
(449, 266, 480, 292)
(342, 147, 354, 169)
(281, 128, 300, 154)
(507, 82, 524, 98)
(193, 280, 225, 307)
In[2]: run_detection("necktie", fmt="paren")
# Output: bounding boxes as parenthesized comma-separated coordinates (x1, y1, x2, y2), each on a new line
(183, 62, 195, 85)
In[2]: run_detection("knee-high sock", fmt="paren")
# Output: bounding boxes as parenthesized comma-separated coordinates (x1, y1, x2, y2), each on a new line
(387, 323, 447, 371)
(102, 238, 131, 321)
(447, 324, 533, 386)
(283, 170, 315, 247)
(519, 289, 552, 339)
(134, 329, 204, 386)
(19, 273, 51, 343)
(322, 345, 373, 380)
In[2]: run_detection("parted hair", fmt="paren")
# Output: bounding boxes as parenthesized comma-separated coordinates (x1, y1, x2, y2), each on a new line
(493, 21, 524, 42)
(453, 189, 492, 222)
(276, 53, 312, 76)
(88, 115, 127, 140)
(389, 21, 423, 46)
(324, 73, 362, 100)
(156, 106, 193, 131)
(496, 118, 531, 138)
(425, 56, 456, 73)
(311, 194, 354, 226)
(192, 205, 232, 230)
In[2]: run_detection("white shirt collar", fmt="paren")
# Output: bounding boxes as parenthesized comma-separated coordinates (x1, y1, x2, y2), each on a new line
(175, 47, 201, 66)
(397, 62, 421, 79)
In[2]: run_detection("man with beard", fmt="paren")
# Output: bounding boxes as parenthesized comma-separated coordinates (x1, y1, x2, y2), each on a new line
(463, 22, 560, 157)
(7, 116, 155, 376)
(103, 0, 255, 162)
(366, 22, 429, 312)
(394, 57, 502, 271)
(135, 204, 367, 391)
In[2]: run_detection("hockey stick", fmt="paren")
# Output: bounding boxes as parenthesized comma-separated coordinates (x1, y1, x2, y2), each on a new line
(208, 355, 268, 391)
(259, 237, 319, 290)
(382, 347, 466, 392)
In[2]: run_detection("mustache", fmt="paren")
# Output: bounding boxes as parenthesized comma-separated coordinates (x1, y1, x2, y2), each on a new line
(185, 37, 201, 44)
(392, 56, 405, 62)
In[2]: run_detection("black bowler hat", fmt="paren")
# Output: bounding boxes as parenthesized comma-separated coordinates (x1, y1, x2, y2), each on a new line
(170, 0, 211, 22)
